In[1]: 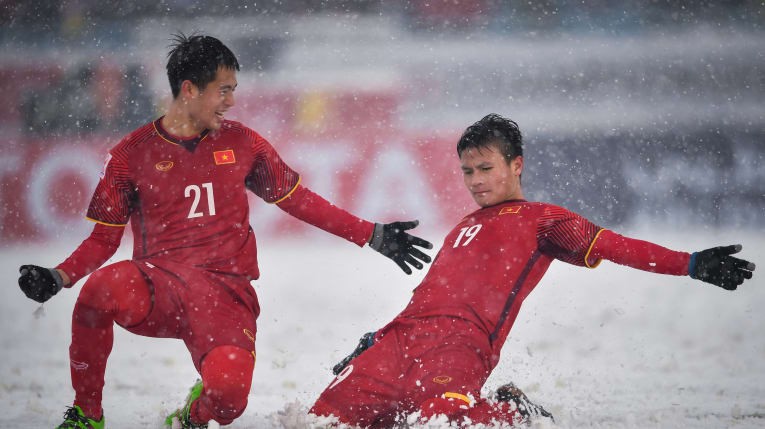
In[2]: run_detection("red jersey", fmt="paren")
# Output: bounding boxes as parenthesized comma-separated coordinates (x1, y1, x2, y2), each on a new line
(397, 200, 602, 363)
(85, 118, 299, 279)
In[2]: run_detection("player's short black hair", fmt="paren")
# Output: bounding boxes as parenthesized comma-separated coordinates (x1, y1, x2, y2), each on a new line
(457, 113, 523, 163)
(166, 32, 240, 98)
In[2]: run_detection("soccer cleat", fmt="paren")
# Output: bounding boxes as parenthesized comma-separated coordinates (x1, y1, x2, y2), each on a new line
(55, 405, 105, 429)
(165, 380, 209, 429)
(494, 382, 554, 423)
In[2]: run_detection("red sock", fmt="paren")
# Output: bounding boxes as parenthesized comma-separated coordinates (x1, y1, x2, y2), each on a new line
(190, 346, 255, 425)
(70, 300, 113, 420)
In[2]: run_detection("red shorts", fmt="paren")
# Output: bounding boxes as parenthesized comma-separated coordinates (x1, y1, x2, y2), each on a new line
(311, 316, 493, 427)
(121, 258, 259, 370)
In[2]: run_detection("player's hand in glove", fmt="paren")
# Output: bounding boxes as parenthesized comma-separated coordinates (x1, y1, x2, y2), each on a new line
(689, 245, 755, 290)
(332, 331, 377, 375)
(18, 265, 65, 303)
(369, 220, 433, 274)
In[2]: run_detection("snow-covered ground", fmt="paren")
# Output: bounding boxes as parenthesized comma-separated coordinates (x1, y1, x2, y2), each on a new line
(1, 226, 763, 428)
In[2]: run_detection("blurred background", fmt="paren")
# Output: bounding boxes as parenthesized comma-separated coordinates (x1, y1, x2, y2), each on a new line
(0, 1, 763, 242)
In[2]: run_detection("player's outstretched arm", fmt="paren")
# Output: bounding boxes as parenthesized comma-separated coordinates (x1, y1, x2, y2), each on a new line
(369, 220, 433, 275)
(588, 230, 755, 290)
(689, 244, 755, 290)
(18, 265, 65, 303)
(276, 185, 433, 273)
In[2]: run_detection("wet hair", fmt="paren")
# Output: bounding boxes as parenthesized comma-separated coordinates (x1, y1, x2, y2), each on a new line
(457, 113, 523, 163)
(166, 32, 240, 98)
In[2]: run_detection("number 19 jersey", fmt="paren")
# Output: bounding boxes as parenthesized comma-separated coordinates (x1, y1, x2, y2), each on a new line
(397, 200, 603, 363)
(85, 118, 300, 279)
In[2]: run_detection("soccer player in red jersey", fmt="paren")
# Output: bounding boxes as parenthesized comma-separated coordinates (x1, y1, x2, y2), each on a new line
(16, 34, 432, 429)
(309, 113, 756, 428)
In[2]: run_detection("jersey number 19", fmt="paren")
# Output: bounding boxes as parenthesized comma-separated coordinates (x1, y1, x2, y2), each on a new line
(453, 224, 482, 248)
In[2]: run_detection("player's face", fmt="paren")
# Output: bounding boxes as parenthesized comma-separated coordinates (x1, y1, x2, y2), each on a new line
(460, 145, 524, 207)
(188, 67, 237, 132)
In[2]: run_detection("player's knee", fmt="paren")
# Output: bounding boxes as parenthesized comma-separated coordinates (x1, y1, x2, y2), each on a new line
(311, 399, 386, 428)
(201, 346, 254, 422)
(308, 401, 338, 423)
(77, 268, 114, 309)
(75, 262, 149, 327)
(74, 268, 121, 327)
(309, 400, 347, 423)
(205, 390, 248, 423)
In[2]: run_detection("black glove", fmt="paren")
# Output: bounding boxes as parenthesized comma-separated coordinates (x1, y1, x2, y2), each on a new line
(369, 220, 433, 274)
(18, 265, 64, 303)
(332, 331, 376, 375)
(689, 245, 755, 290)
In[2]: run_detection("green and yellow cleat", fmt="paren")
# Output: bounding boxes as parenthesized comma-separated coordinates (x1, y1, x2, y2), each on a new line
(55, 405, 104, 429)
(165, 380, 218, 429)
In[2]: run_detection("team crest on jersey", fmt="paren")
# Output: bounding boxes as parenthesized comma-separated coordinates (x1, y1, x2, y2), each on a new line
(214, 149, 236, 165)
(433, 375, 453, 384)
(499, 206, 521, 215)
(155, 160, 174, 172)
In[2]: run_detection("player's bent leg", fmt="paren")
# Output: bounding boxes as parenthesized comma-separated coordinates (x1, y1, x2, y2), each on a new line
(417, 393, 470, 421)
(463, 398, 523, 426)
(309, 363, 359, 425)
(69, 261, 152, 421)
(309, 359, 399, 428)
(308, 400, 345, 426)
(418, 393, 525, 427)
(310, 399, 397, 429)
(191, 345, 255, 425)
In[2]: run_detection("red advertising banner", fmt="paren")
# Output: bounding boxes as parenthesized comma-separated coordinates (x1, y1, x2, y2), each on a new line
(0, 88, 474, 245)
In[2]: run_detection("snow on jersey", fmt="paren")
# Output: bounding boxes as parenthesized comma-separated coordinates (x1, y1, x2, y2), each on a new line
(398, 200, 602, 364)
(86, 118, 300, 279)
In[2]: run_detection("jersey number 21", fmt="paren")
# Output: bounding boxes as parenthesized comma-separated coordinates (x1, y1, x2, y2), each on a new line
(185, 182, 217, 218)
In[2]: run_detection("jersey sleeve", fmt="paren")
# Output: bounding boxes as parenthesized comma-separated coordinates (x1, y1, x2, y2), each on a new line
(85, 148, 135, 226)
(244, 131, 301, 203)
(536, 204, 603, 267)
(588, 229, 690, 275)
(56, 222, 125, 286)
(276, 184, 375, 246)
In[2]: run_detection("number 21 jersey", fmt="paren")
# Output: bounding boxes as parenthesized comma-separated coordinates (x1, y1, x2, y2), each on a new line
(85, 118, 299, 279)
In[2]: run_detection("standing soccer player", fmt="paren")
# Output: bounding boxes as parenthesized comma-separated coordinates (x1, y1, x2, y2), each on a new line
(309, 113, 756, 428)
(16, 34, 432, 429)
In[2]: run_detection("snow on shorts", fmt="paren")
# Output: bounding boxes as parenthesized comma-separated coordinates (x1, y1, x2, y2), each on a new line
(124, 258, 259, 371)
(311, 316, 494, 427)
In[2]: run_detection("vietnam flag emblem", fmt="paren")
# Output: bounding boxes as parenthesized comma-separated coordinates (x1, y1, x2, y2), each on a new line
(214, 149, 236, 165)
(499, 206, 521, 215)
